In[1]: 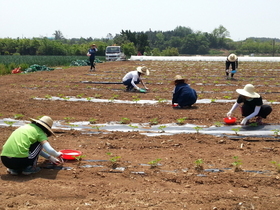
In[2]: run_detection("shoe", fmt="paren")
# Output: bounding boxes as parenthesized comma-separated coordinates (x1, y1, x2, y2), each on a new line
(7, 168, 19, 176)
(256, 117, 263, 125)
(22, 166, 41, 175)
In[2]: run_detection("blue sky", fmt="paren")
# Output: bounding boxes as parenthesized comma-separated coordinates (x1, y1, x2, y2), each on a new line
(1, 0, 279, 41)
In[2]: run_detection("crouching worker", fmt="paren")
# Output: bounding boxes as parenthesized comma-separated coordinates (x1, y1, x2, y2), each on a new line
(1, 116, 64, 176)
(122, 66, 150, 92)
(227, 84, 272, 125)
(172, 75, 197, 109)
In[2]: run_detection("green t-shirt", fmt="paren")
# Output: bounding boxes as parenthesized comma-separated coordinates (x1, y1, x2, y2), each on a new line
(1, 124, 47, 158)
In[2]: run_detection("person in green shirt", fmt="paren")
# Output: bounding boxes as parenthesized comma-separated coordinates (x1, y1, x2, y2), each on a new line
(1, 116, 63, 176)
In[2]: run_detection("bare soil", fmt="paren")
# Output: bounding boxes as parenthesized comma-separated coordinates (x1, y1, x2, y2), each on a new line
(0, 60, 280, 210)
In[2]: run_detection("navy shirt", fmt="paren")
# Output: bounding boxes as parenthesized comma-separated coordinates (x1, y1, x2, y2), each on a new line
(88, 48, 97, 59)
(172, 83, 197, 106)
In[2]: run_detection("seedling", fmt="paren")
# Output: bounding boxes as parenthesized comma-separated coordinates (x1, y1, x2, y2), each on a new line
(223, 95, 232, 99)
(106, 152, 121, 169)
(57, 93, 64, 98)
(76, 94, 84, 98)
(86, 97, 92, 102)
(194, 159, 204, 171)
(45, 94, 52, 99)
(89, 118, 97, 124)
(120, 117, 130, 124)
(148, 158, 162, 169)
(248, 122, 258, 127)
(149, 118, 159, 125)
(214, 122, 223, 127)
(176, 117, 187, 125)
(68, 123, 78, 130)
(128, 124, 138, 131)
(108, 94, 119, 102)
(132, 95, 140, 103)
(73, 155, 86, 168)
(14, 114, 24, 119)
(94, 94, 102, 98)
(232, 156, 242, 172)
(271, 161, 280, 173)
(155, 96, 167, 103)
(158, 125, 166, 133)
(271, 129, 280, 137)
(4, 121, 16, 127)
(64, 117, 75, 122)
(193, 126, 203, 134)
(91, 125, 105, 132)
(210, 99, 216, 103)
(62, 96, 70, 101)
(231, 127, 240, 135)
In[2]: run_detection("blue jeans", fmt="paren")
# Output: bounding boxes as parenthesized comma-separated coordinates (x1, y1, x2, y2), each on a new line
(123, 78, 140, 90)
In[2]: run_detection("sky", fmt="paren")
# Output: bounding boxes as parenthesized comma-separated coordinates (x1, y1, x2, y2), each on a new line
(1, 0, 280, 41)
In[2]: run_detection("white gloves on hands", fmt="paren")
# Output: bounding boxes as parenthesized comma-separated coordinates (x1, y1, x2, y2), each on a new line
(49, 156, 63, 165)
(227, 112, 232, 118)
(241, 118, 248, 125)
(49, 152, 64, 165)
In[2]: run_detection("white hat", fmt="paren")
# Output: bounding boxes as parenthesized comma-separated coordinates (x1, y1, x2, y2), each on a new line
(236, 84, 260, 98)
(30, 116, 55, 136)
(136, 66, 150, 75)
(227, 53, 237, 62)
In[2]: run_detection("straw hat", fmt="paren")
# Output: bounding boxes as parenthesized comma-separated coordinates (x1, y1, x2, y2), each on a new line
(174, 75, 185, 81)
(236, 84, 260, 98)
(30, 116, 55, 136)
(136, 66, 150, 75)
(227, 53, 237, 62)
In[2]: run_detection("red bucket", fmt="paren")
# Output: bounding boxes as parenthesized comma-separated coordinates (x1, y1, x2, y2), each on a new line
(223, 117, 236, 125)
(59, 149, 82, 160)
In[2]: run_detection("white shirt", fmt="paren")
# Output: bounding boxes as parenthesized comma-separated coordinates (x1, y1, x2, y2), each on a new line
(122, 71, 140, 88)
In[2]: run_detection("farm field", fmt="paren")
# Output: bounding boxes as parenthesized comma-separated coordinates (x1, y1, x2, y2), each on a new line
(0, 60, 280, 209)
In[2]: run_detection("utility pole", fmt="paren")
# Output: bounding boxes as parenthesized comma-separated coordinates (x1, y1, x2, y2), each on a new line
(272, 39, 275, 57)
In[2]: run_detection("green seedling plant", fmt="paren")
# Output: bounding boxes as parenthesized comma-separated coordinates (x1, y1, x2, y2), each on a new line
(176, 117, 187, 125)
(155, 96, 167, 103)
(231, 127, 240, 135)
(132, 95, 140, 103)
(232, 156, 242, 172)
(148, 158, 162, 169)
(149, 118, 159, 125)
(68, 123, 78, 130)
(158, 125, 166, 133)
(4, 121, 16, 127)
(248, 122, 258, 127)
(223, 95, 232, 99)
(14, 114, 24, 119)
(106, 152, 121, 169)
(214, 121, 223, 127)
(91, 125, 105, 132)
(271, 161, 280, 173)
(193, 126, 203, 134)
(62, 96, 70, 101)
(76, 93, 84, 98)
(86, 97, 92, 102)
(89, 118, 97, 124)
(271, 129, 280, 137)
(129, 124, 138, 131)
(108, 94, 119, 103)
(120, 117, 130, 124)
(73, 155, 86, 168)
(45, 94, 52, 99)
(194, 159, 204, 171)
(94, 94, 102, 98)
(210, 99, 216, 103)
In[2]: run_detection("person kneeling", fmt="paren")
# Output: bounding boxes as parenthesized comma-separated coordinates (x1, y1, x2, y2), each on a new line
(172, 75, 197, 109)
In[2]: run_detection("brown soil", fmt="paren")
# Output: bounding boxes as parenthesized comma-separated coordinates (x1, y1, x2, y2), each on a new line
(0, 60, 280, 209)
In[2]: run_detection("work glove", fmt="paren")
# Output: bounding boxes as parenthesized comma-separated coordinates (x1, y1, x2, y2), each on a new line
(241, 118, 249, 125)
(227, 112, 232, 118)
(136, 87, 140, 90)
(49, 156, 64, 165)
(144, 87, 149, 90)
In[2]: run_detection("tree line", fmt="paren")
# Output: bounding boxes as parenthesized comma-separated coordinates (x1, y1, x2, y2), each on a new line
(1, 25, 279, 57)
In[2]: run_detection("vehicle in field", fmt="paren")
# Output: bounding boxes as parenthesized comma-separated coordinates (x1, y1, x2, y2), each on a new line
(105, 46, 126, 61)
